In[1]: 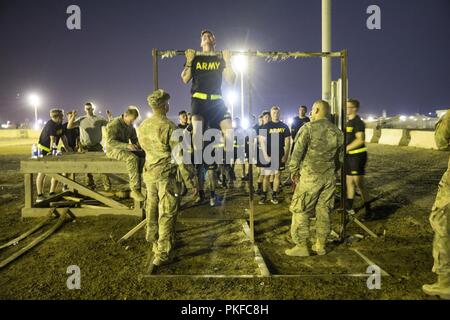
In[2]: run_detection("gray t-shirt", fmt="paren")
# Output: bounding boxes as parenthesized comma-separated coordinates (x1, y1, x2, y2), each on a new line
(75, 115, 108, 146)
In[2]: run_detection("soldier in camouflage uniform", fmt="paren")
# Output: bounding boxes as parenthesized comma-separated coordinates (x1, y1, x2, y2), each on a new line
(286, 100, 344, 257)
(423, 109, 450, 299)
(105, 106, 145, 201)
(138, 89, 198, 268)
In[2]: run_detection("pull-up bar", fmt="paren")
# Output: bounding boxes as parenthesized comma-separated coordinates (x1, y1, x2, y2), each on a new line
(151, 47, 349, 243)
(155, 49, 343, 60)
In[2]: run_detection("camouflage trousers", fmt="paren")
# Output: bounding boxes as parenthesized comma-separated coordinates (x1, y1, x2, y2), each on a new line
(79, 143, 111, 190)
(289, 174, 335, 245)
(106, 149, 144, 191)
(144, 173, 179, 262)
(430, 169, 450, 275)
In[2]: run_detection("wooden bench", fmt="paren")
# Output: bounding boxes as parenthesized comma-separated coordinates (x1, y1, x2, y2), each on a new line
(20, 152, 143, 218)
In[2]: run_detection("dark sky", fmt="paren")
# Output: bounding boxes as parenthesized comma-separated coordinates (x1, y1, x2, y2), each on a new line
(0, 0, 449, 124)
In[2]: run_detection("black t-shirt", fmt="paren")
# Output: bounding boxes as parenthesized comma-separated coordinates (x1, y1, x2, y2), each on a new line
(291, 116, 310, 139)
(190, 55, 225, 95)
(62, 123, 80, 150)
(346, 115, 365, 146)
(38, 120, 64, 149)
(260, 121, 291, 158)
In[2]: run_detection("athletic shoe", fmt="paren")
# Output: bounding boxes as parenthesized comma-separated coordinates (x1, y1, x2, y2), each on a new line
(210, 196, 216, 207)
(36, 195, 45, 203)
(258, 195, 268, 205)
(271, 193, 279, 204)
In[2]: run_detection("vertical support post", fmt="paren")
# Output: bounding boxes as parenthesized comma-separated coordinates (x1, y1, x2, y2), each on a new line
(240, 70, 245, 120)
(24, 173, 33, 209)
(152, 48, 159, 91)
(247, 51, 255, 243)
(322, 0, 332, 104)
(339, 50, 348, 240)
(70, 173, 76, 193)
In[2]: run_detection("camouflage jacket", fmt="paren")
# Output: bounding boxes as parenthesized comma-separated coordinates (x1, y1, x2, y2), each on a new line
(138, 114, 195, 187)
(106, 116, 138, 151)
(435, 109, 450, 167)
(436, 110, 450, 150)
(288, 118, 344, 178)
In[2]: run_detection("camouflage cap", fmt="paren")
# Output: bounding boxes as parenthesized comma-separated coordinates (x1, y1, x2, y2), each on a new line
(147, 89, 170, 109)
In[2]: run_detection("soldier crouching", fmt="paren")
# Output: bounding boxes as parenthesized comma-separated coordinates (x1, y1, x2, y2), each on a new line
(105, 106, 145, 201)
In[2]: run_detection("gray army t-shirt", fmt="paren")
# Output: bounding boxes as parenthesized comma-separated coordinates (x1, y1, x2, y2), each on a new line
(75, 115, 108, 146)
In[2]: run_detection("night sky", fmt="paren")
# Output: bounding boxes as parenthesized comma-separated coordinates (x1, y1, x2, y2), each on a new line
(0, 0, 449, 124)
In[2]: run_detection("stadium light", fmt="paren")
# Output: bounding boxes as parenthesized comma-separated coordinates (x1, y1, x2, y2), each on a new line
(231, 53, 248, 120)
(232, 54, 248, 73)
(287, 117, 294, 126)
(400, 115, 407, 122)
(226, 91, 237, 119)
(241, 117, 249, 130)
(28, 93, 41, 126)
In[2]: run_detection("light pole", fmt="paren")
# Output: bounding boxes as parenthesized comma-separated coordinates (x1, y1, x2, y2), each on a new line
(28, 94, 41, 128)
(232, 54, 248, 120)
(322, 0, 332, 104)
(226, 91, 237, 120)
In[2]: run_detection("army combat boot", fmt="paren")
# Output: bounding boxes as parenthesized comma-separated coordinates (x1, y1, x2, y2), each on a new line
(312, 238, 327, 256)
(130, 189, 145, 202)
(422, 274, 450, 299)
(285, 244, 310, 257)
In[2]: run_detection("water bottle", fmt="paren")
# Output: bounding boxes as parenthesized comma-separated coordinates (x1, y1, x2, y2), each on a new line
(51, 143, 58, 156)
(38, 146, 43, 158)
(31, 144, 38, 159)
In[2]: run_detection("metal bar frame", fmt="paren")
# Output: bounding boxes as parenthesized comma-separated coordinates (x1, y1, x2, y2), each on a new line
(150, 48, 351, 277)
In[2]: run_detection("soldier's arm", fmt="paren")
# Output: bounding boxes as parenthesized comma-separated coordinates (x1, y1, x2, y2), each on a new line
(283, 136, 291, 163)
(346, 131, 365, 152)
(106, 124, 129, 150)
(130, 127, 139, 146)
(222, 50, 236, 85)
(181, 49, 195, 84)
(49, 135, 56, 148)
(435, 110, 450, 151)
(168, 125, 197, 189)
(136, 125, 150, 152)
(67, 113, 80, 129)
(181, 66, 193, 84)
(288, 126, 309, 177)
(61, 135, 72, 152)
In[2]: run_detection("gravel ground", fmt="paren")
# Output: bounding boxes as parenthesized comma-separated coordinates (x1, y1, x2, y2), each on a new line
(0, 143, 448, 300)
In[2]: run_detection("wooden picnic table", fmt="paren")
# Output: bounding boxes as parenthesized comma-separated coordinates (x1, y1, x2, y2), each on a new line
(20, 152, 143, 218)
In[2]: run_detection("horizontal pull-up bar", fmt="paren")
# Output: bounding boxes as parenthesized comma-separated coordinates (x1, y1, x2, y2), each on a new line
(155, 49, 343, 60)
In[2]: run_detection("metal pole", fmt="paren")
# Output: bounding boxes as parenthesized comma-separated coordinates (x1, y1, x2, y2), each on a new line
(152, 48, 159, 91)
(247, 52, 255, 243)
(240, 70, 245, 120)
(322, 0, 332, 104)
(339, 50, 348, 240)
(34, 105, 38, 125)
(231, 101, 234, 120)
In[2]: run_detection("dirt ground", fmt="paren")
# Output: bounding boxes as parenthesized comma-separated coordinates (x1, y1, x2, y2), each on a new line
(0, 142, 448, 300)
